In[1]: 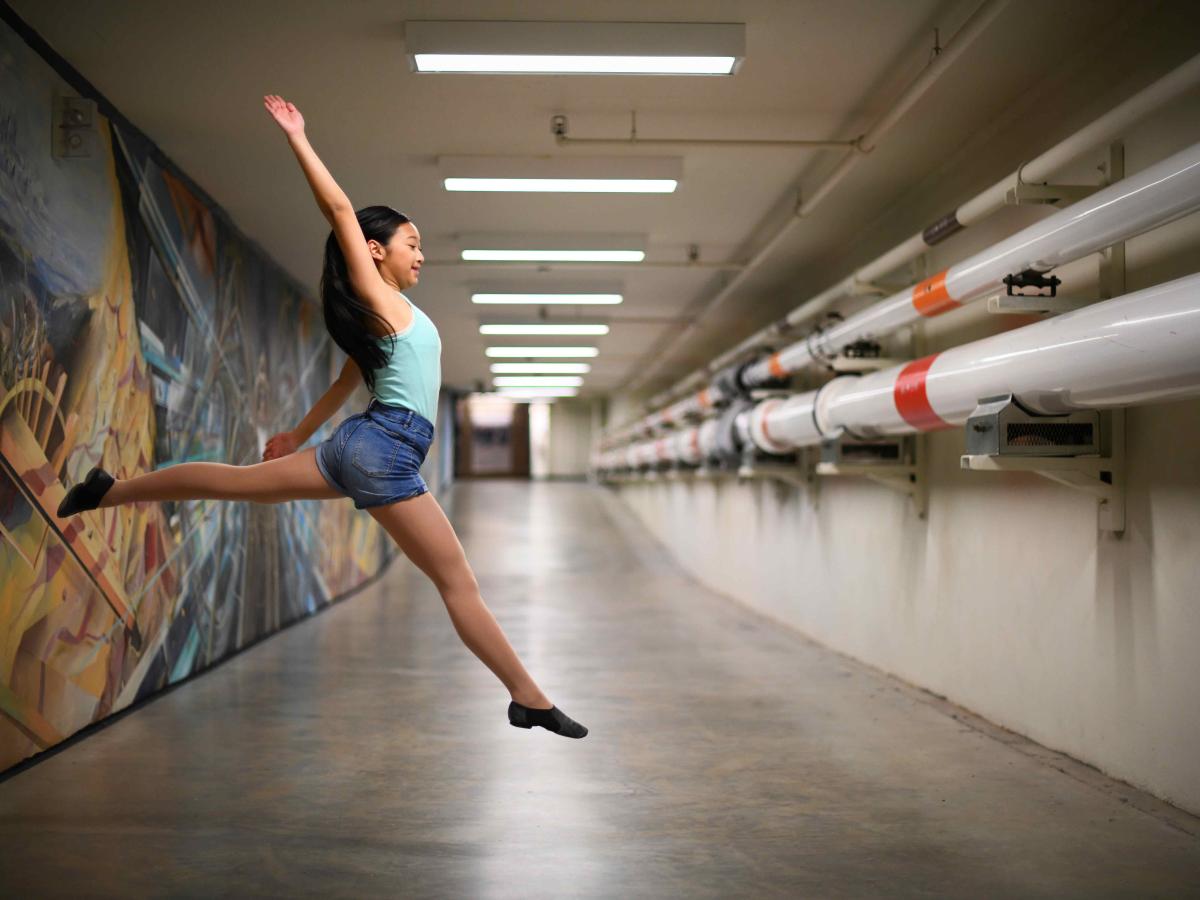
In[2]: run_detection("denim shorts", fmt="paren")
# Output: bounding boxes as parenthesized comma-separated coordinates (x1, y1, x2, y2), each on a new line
(314, 399, 435, 509)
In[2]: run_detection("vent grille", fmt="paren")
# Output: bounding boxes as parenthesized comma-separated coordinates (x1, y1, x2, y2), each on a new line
(840, 442, 901, 461)
(1006, 423, 1094, 447)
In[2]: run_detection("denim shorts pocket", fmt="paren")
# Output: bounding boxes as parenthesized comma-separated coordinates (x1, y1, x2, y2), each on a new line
(350, 423, 401, 477)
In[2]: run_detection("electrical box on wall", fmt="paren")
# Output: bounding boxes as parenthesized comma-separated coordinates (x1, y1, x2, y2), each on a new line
(53, 95, 97, 158)
(965, 394, 1099, 457)
(819, 436, 906, 465)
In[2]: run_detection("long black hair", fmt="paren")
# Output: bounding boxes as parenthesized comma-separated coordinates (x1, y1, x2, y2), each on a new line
(320, 205, 410, 394)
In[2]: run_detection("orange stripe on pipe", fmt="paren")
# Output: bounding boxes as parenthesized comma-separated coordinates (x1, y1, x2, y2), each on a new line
(758, 399, 790, 452)
(911, 270, 959, 317)
(767, 353, 787, 379)
(893, 354, 953, 431)
(698, 388, 711, 409)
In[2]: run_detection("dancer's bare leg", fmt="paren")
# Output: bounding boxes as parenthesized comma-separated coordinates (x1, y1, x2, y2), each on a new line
(99, 447, 343, 506)
(366, 491, 553, 709)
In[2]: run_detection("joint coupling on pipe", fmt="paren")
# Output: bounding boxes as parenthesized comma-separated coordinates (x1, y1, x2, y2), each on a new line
(711, 362, 742, 401)
(813, 375, 861, 441)
(714, 397, 755, 466)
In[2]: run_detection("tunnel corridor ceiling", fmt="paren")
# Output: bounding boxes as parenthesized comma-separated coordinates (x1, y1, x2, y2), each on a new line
(9, 0, 1160, 397)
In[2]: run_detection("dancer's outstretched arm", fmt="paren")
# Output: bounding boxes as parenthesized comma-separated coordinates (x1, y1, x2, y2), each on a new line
(262, 94, 394, 315)
(264, 358, 362, 461)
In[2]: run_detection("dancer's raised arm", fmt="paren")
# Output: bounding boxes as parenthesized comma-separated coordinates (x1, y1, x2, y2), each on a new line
(262, 94, 393, 313)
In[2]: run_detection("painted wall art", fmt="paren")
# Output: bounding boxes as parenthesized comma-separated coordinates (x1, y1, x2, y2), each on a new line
(0, 19, 395, 772)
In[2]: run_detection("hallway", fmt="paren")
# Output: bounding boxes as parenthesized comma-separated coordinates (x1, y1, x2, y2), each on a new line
(2, 480, 1198, 898)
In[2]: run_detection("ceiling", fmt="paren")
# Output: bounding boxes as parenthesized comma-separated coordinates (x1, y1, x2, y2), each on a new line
(11, 0, 1191, 401)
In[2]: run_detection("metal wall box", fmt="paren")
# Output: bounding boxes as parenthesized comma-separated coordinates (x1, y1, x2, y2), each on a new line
(965, 394, 1099, 457)
(820, 437, 905, 465)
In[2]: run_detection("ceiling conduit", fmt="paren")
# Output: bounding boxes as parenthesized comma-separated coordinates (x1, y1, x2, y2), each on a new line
(606, 49, 1200, 446)
(618, 0, 1011, 395)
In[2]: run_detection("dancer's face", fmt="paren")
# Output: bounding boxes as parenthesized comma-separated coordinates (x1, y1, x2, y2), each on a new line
(371, 221, 423, 290)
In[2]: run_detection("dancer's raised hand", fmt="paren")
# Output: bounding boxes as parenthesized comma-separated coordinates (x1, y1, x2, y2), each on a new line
(263, 430, 299, 461)
(263, 94, 305, 136)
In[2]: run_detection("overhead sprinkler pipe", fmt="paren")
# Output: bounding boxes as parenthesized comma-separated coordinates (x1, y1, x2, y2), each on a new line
(625, 50, 1200, 429)
(741, 271, 1200, 454)
(552, 111, 863, 151)
(740, 139, 1200, 386)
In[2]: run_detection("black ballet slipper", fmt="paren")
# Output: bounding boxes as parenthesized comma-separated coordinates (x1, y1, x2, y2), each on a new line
(508, 701, 588, 739)
(57, 466, 115, 517)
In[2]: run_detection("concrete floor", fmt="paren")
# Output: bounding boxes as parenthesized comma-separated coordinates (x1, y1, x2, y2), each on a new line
(2, 480, 1199, 898)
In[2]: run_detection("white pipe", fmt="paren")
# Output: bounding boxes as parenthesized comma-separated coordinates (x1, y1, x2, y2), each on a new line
(620, 0, 1009, 398)
(557, 135, 860, 151)
(600, 418, 714, 469)
(746, 271, 1200, 454)
(797, 0, 1011, 216)
(623, 51, 1200, 432)
(654, 435, 673, 463)
(742, 139, 1200, 384)
(698, 418, 721, 460)
(602, 383, 727, 446)
(673, 425, 704, 465)
(957, 52, 1200, 224)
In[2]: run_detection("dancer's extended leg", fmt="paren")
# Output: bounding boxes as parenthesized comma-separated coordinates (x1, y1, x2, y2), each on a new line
(99, 447, 342, 507)
(368, 492, 588, 737)
(367, 491, 551, 705)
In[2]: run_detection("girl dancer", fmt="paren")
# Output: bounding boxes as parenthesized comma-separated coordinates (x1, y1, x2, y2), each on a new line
(57, 94, 587, 739)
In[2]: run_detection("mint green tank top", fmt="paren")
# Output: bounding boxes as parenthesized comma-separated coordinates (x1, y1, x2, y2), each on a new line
(370, 293, 442, 426)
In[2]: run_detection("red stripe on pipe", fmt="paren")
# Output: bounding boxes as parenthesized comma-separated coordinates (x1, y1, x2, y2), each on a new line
(893, 354, 953, 430)
(768, 353, 787, 379)
(911, 270, 960, 317)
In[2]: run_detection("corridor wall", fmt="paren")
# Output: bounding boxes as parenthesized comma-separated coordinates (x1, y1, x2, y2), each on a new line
(0, 12, 396, 772)
(608, 28, 1200, 813)
(546, 399, 597, 479)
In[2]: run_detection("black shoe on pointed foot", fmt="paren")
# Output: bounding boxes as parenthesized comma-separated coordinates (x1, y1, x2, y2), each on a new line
(508, 701, 588, 738)
(57, 466, 115, 518)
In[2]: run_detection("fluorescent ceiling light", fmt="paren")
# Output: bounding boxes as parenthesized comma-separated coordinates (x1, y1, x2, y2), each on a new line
(462, 250, 644, 262)
(494, 376, 584, 387)
(416, 55, 735, 75)
(496, 387, 579, 398)
(442, 155, 680, 194)
(485, 346, 599, 357)
(473, 293, 623, 305)
(459, 232, 644, 264)
(446, 178, 676, 193)
(491, 363, 591, 374)
(406, 22, 745, 76)
(480, 324, 609, 335)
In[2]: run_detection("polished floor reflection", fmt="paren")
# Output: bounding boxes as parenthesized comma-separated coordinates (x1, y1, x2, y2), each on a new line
(2, 480, 1199, 898)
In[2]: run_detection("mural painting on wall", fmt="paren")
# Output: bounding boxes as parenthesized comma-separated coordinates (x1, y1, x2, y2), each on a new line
(0, 22, 389, 771)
